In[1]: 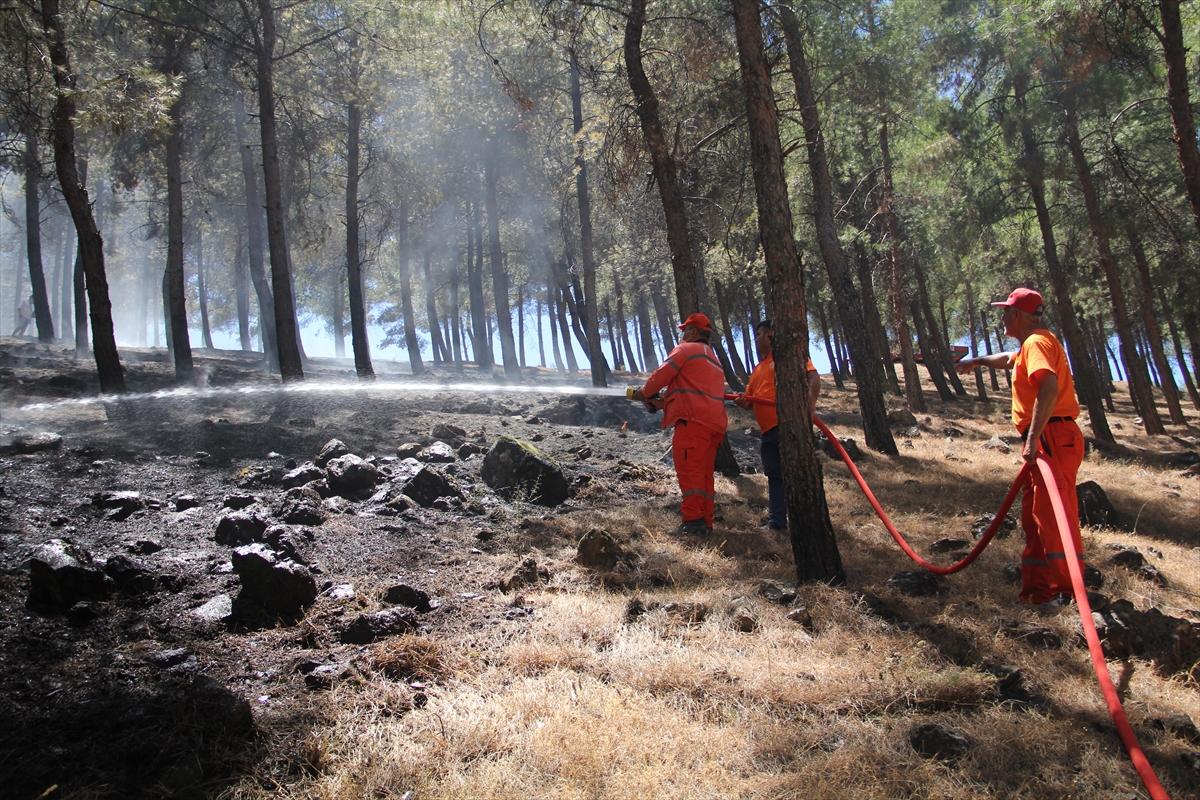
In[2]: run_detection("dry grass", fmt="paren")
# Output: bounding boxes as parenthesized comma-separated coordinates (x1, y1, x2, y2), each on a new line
(229, 378, 1200, 800)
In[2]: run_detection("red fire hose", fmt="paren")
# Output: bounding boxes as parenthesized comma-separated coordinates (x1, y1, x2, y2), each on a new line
(726, 393, 1170, 799)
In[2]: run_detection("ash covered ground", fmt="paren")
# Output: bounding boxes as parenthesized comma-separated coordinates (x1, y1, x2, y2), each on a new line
(0, 340, 770, 798)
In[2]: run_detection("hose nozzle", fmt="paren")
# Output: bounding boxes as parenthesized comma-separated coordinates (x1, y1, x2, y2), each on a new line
(625, 386, 637, 399)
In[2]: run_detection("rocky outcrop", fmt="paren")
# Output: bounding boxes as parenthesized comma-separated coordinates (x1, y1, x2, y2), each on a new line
(481, 436, 569, 506)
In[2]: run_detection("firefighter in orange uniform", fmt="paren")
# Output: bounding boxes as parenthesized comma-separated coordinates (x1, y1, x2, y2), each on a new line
(632, 313, 728, 534)
(956, 288, 1085, 610)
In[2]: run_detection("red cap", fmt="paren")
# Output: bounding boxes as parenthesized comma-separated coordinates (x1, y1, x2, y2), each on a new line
(678, 313, 713, 332)
(991, 287, 1044, 315)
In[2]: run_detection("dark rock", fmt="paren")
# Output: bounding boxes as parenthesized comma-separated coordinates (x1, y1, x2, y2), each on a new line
(1001, 563, 1022, 584)
(384, 584, 432, 612)
(886, 570, 943, 597)
(1077, 480, 1117, 527)
(402, 465, 464, 508)
(461, 401, 491, 415)
(786, 606, 814, 630)
(66, 600, 103, 626)
(929, 538, 971, 554)
(481, 436, 570, 506)
(1090, 600, 1200, 676)
(1083, 564, 1105, 589)
(263, 526, 310, 565)
(187, 675, 253, 733)
(14, 431, 63, 453)
(888, 409, 918, 427)
(235, 465, 279, 488)
(971, 513, 1015, 540)
(145, 647, 192, 668)
(816, 434, 862, 462)
(625, 597, 659, 621)
(417, 442, 457, 463)
(1137, 565, 1169, 587)
(304, 662, 353, 690)
(909, 723, 970, 760)
(575, 529, 624, 569)
(662, 602, 708, 624)
(281, 462, 324, 489)
(275, 486, 327, 526)
(325, 454, 379, 496)
(222, 494, 258, 511)
(457, 442, 483, 458)
(943, 427, 965, 438)
(214, 509, 269, 546)
(322, 496, 354, 515)
(499, 557, 550, 593)
(315, 439, 350, 468)
(128, 539, 163, 555)
(105, 555, 157, 594)
(542, 398, 586, 425)
(47, 375, 87, 392)
(1181, 751, 1200, 772)
(728, 597, 758, 632)
(396, 442, 425, 459)
(28, 539, 111, 609)
(341, 607, 420, 644)
(92, 490, 145, 521)
(172, 495, 201, 512)
(999, 621, 1062, 649)
(432, 423, 467, 445)
(1152, 713, 1200, 744)
(231, 543, 317, 616)
(759, 580, 798, 605)
(568, 443, 592, 460)
(1108, 547, 1147, 571)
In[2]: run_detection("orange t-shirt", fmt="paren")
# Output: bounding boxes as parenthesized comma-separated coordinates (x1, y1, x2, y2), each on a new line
(745, 352, 816, 433)
(1011, 329, 1080, 431)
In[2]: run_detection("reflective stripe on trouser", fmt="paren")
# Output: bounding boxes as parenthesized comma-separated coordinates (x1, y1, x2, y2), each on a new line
(1019, 419, 1086, 604)
(673, 420, 724, 526)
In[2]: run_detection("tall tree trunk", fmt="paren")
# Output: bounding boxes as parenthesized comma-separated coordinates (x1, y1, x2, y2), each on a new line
(467, 199, 492, 372)
(779, 5, 895, 453)
(536, 291, 546, 368)
(41, 0, 124, 392)
(423, 250, 448, 364)
(624, 0, 699, 318)
(254, 0, 302, 381)
(1062, 103, 1161, 431)
(636, 289, 657, 369)
(614, 276, 640, 372)
(734, 0, 843, 584)
(450, 232, 463, 372)
(569, 50, 606, 387)
(164, 47, 193, 380)
(854, 241, 899, 393)
(485, 155, 521, 381)
(1158, 285, 1200, 409)
(50, 219, 63, 338)
(964, 279, 988, 401)
(1014, 74, 1112, 441)
(547, 282, 563, 372)
(234, 230, 251, 350)
(24, 135, 54, 343)
(909, 297, 954, 401)
(394, 197, 423, 375)
(233, 93, 277, 370)
(1124, 221, 1185, 423)
(334, 268, 345, 357)
(1155, 0, 1200, 241)
(58, 215, 74, 342)
(714, 278, 748, 380)
(651, 277, 676, 353)
(979, 305, 1001, 390)
(603, 299, 621, 369)
(813, 296, 844, 390)
(913, 258, 966, 396)
(196, 226, 214, 349)
(556, 286, 579, 373)
(345, 100, 374, 378)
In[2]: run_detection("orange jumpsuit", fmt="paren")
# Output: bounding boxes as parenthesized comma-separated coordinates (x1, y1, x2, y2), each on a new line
(643, 341, 728, 527)
(1011, 330, 1085, 604)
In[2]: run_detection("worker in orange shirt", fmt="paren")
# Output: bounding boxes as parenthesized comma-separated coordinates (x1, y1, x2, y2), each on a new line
(733, 319, 820, 532)
(956, 288, 1085, 611)
(632, 313, 728, 534)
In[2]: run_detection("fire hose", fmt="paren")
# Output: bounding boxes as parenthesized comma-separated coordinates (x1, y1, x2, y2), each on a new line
(723, 392, 1170, 799)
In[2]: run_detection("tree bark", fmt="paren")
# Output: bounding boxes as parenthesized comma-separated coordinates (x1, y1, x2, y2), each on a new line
(964, 279, 988, 401)
(614, 275, 640, 372)
(623, 0, 699, 318)
(393, 196, 422, 375)
(1124, 221, 1185, 423)
(485, 154, 522, 381)
(164, 40, 193, 378)
(343, 101, 374, 378)
(714, 279, 748, 380)
(41, 0, 124, 392)
(734, 0, 843, 584)
(779, 5, 896, 453)
(254, 0, 302, 381)
(1158, 285, 1200, 409)
(651, 277, 676, 356)
(854, 241, 898, 393)
(569, 50, 606, 386)
(1156, 0, 1200, 242)
(813, 296, 844, 390)
(913, 258, 967, 396)
(24, 136, 54, 343)
(636, 289, 658, 369)
(233, 93, 277, 369)
(1061, 102, 1161, 431)
(196, 226, 214, 349)
(234, 230, 251, 349)
(1014, 74, 1112, 441)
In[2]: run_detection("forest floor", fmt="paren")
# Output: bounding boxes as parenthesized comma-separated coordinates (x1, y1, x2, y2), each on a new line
(1, 337, 1198, 800)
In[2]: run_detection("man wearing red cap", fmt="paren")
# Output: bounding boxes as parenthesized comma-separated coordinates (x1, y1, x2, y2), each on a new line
(632, 313, 728, 534)
(956, 288, 1086, 610)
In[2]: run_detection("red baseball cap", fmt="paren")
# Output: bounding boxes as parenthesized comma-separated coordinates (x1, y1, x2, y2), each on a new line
(991, 287, 1044, 315)
(678, 312, 713, 332)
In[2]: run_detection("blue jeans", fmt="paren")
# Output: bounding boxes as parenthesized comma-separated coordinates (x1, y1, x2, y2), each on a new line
(760, 426, 786, 527)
